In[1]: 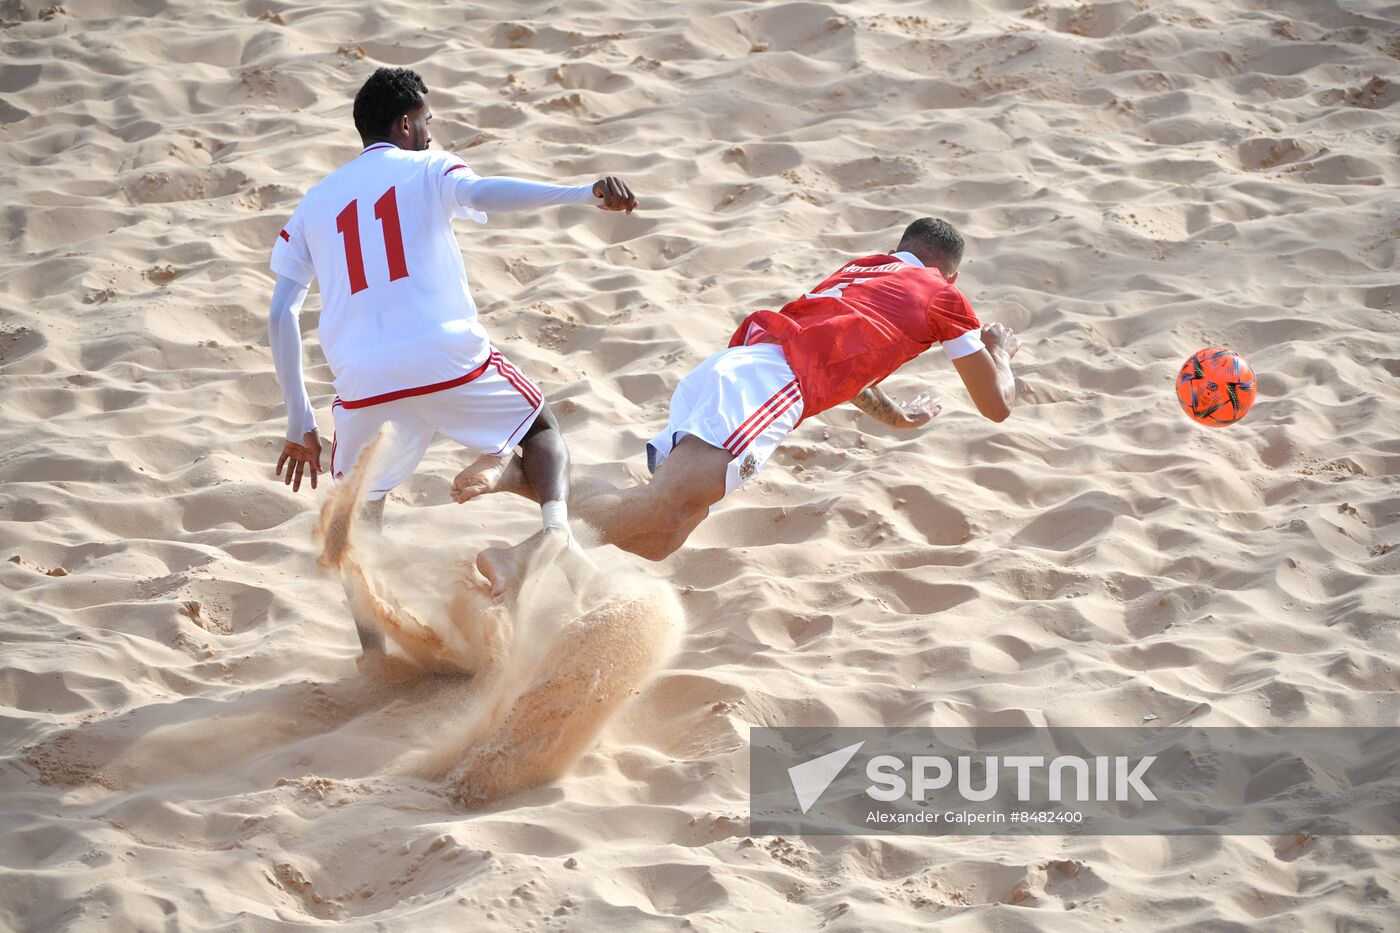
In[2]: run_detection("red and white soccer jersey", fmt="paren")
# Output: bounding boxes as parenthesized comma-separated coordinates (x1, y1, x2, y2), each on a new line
(650, 251, 983, 496)
(271, 143, 493, 405)
(729, 251, 982, 420)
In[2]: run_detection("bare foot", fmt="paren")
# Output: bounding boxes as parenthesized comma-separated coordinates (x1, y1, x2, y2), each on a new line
(451, 454, 509, 504)
(475, 528, 568, 601)
(493, 452, 534, 501)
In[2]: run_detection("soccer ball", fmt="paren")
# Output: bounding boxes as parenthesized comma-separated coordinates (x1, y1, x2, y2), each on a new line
(1176, 347, 1256, 427)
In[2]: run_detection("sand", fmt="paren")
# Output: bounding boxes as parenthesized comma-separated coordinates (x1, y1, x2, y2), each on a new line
(2, 0, 1399, 928)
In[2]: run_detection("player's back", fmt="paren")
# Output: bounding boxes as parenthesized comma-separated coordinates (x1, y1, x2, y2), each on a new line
(272, 143, 489, 404)
(729, 252, 983, 418)
(799, 255, 956, 327)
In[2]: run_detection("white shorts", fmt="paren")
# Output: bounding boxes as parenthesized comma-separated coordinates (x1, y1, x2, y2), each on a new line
(329, 348, 542, 500)
(646, 342, 805, 495)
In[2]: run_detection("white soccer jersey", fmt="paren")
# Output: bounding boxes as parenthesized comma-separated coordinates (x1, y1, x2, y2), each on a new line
(271, 143, 492, 405)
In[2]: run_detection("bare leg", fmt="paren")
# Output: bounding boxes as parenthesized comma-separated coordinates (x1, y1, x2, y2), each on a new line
(471, 404, 579, 598)
(517, 402, 570, 505)
(453, 402, 569, 505)
(476, 526, 570, 602)
(573, 435, 729, 557)
(451, 453, 512, 504)
(608, 501, 713, 561)
(495, 452, 532, 500)
(480, 435, 731, 569)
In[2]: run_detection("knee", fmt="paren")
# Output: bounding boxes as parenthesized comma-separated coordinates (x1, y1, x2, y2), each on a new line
(521, 403, 562, 444)
(657, 501, 703, 535)
(520, 420, 564, 455)
(627, 504, 703, 561)
(660, 503, 708, 548)
(631, 537, 679, 562)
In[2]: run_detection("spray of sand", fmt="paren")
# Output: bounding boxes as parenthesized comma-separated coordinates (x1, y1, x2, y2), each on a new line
(315, 431, 684, 807)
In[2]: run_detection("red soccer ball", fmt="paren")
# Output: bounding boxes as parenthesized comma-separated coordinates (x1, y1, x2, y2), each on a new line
(1176, 347, 1257, 427)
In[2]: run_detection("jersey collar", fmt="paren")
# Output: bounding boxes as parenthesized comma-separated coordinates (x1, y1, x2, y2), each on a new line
(892, 250, 924, 267)
(361, 142, 397, 155)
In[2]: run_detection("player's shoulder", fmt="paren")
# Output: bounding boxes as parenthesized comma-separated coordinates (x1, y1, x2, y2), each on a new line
(425, 147, 466, 166)
(382, 148, 479, 191)
(404, 147, 472, 175)
(928, 280, 978, 328)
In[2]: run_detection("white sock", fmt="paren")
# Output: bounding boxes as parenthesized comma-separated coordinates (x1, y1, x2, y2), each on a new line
(541, 499, 568, 532)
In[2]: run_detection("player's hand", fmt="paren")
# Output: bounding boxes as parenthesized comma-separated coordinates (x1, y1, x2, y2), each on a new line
(592, 176, 637, 214)
(895, 393, 943, 430)
(982, 322, 1021, 359)
(276, 430, 323, 492)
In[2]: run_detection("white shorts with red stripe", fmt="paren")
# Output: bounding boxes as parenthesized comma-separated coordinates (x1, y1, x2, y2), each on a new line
(329, 347, 542, 501)
(646, 342, 804, 495)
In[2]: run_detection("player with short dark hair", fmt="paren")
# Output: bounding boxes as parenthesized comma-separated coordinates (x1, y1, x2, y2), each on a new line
(351, 67, 430, 141)
(268, 66, 637, 655)
(898, 216, 964, 269)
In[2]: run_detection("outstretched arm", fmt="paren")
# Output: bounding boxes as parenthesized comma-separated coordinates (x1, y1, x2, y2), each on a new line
(951, 323, 1020, 423)
(268, 274, 322, 491)
(851, 385, 943, 430)
(453, 174, 637, 214)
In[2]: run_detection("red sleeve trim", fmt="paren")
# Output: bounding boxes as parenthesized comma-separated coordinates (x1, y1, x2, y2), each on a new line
(278, 228, 290, 242)
(444, 164, 467, 176)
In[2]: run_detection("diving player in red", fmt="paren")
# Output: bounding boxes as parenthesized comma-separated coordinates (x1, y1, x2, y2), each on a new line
(474, 217, 1021, 583)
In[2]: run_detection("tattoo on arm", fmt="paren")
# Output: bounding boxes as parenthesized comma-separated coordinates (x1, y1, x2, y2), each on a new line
(851, 388, 905, 427)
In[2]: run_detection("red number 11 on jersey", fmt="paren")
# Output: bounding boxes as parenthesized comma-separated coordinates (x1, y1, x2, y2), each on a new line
(335, 186, 409, 295)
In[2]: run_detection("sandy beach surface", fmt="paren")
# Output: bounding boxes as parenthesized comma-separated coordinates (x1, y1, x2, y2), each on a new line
(2, 0, 1399, 928)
